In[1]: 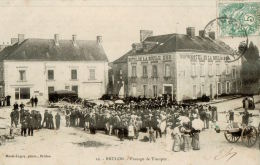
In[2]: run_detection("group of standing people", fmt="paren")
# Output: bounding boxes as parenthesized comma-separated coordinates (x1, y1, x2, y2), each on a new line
(10, 100, 60, 137)
(10, 106, 42, 137)
(59, 97, 217, 152)
(42, 110, 61, 130)
(30, 96, 38, 107)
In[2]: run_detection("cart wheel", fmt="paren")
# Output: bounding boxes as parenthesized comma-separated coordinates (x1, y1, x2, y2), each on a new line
(224, 124, 240, 143)
(241, 126, 258, 147)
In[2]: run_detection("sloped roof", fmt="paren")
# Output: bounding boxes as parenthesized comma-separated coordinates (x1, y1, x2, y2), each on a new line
(135, 33, 234, 55)
(113, 50, 133, 63)
(0, 38, 108, 61)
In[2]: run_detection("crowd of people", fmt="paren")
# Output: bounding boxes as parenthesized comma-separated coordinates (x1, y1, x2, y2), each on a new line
(9, 96, 259, 151)
(59, 97, 218, 152)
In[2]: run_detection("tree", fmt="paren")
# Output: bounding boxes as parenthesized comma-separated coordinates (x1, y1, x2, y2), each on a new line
(241, 42, 260, 85)
(243, 42, 259, 62)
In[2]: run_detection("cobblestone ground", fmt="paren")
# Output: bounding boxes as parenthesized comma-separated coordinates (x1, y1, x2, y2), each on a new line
(0, 96, 259, 165)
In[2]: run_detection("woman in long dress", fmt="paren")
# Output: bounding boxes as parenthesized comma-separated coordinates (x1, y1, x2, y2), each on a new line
(191, 129, 200, 150)
(160, 112, 167, 134)
(172, 124, 182, 152)
(165, 123, 173, 151)
(180, 123, 191, 152)
(128, 123, 135, 141)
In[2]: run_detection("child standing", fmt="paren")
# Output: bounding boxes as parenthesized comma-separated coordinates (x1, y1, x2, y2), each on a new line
(148, 126, 156, 143)
(128, 123, 135, 141)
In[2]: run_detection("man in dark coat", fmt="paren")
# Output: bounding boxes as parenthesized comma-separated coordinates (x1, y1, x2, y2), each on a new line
(21, 112, 28, 137)
(30, 97, 34, 107)
(36, 111, 42, 129)
(6, 95, 11, 106)
(42, 110, 49, 128)
(19, 102, 25, 110)
(34, 96, 38, 107)
(13, 102, 19, 110)
(19, 108, 25, 123)
(10, 110, 15, 126)
(48, 112, 54, 129)
(13, 109, 19, 127)
(27, 113, 34, 136)
(55, 112, 61, 130)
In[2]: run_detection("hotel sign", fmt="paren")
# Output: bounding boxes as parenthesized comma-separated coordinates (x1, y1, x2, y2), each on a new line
(179, 54, 231, 61)
(128, 54, 171, 62)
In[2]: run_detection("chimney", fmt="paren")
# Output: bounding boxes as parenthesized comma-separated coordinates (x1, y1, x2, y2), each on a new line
(72, 34, 77, 46)
(132, 44, 136, 53)
(97, 36, 102, 44)
(11, 38, 18, 45)
(18, 34, 25, 44)
(186, 27, 195, 38)
(140, 30, 153, 42)
(54, 34, 60, 46)
(208, 32, 215, 40)
(199, 30, 205, 38)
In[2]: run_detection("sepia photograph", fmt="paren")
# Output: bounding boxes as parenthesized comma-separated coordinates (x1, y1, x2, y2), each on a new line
(0, 0, 259, 165)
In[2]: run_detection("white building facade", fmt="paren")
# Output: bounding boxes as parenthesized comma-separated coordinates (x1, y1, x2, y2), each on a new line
(0, 34, 108, 105)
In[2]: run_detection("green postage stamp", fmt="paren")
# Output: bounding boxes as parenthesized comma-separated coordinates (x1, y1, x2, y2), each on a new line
(218, 2, 260, 36)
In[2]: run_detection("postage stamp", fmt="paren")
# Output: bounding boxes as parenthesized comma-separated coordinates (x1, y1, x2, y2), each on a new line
(218, 2, 260, 36)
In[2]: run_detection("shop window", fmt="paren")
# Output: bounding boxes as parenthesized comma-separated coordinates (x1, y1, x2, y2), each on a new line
(15, 88, 30, 100)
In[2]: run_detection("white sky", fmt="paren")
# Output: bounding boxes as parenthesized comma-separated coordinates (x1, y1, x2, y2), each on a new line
(0, 0, 259, 62)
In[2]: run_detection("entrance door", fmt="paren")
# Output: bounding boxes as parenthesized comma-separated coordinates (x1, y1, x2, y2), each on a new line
(210, 84, 213, 98)
(163, 85, 173, 99)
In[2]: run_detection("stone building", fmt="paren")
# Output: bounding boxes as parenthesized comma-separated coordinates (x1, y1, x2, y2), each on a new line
(116, 28, 242, 101)
(0, 34, 108, 104)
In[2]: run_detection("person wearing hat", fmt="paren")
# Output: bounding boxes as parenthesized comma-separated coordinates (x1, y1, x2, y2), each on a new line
(48, 111, 54, 129)
(128, 122, 135, 141)
(228, 110, 234, 124)
(13, 101, 19, 110)
(180, 122, 191, 152)
(42, 110, 49, 128)
(55, 112, 61, 130)
(36, 111, 42, 129)
(27, 112, 34, 136)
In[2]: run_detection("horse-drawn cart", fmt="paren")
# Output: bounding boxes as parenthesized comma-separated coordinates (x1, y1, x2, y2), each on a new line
(216, 112, 259, 148)
(222, 122, 258, 147)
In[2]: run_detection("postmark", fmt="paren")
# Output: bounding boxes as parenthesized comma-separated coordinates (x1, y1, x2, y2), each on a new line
(203, 17, 248, 62)
(218, 2, 260, 36)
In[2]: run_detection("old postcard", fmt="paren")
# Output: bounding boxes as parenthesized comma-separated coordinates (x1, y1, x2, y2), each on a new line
(0, 0, 259, 165)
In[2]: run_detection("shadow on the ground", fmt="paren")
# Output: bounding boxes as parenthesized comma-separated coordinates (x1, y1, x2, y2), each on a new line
(74, 141, 111, 148)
